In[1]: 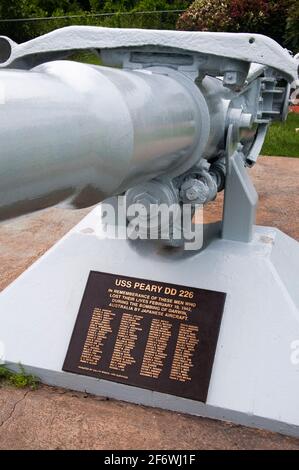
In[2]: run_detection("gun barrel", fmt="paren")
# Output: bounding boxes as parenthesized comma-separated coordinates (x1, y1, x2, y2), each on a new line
(0, 60, 209, 220)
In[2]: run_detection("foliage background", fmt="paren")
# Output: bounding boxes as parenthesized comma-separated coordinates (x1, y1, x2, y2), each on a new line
(0, 1, 297, 52)
(0, 1, 191, 43)
(176, 0, 299, 51)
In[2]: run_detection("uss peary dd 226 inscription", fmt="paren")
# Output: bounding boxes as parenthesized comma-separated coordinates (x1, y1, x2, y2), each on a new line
(63, 271, 226, 402)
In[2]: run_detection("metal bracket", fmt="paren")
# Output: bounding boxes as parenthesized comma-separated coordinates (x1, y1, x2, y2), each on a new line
(0, 26, 297, 83)
(245, 124, 268, 166)
(222, 151, 258, 242)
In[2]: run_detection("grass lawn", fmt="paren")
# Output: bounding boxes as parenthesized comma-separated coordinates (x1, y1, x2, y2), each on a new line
(262, 112, 299, 158)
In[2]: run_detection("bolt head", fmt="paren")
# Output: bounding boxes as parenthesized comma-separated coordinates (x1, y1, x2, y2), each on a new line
(185, 188, 198, 201)
(181, 179, 209, 203)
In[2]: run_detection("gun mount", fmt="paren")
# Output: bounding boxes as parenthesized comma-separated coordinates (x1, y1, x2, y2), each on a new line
(0, 27, 298, 243)
(1, 27, 299, 437)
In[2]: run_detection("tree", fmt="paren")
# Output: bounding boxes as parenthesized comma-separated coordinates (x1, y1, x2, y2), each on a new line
(285, 2, 299, 52)
(0, 1, 86, 43)
(0, 1, 47, 42)
(0, 0, 192, 43)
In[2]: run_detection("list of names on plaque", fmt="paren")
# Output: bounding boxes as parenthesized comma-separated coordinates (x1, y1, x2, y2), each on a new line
(110, 313, 143, 372)
(170, 324, 199, 382)
(63, 271, 226, 402)
(80, 308, 115, 366)
(140, 319, 172, 378)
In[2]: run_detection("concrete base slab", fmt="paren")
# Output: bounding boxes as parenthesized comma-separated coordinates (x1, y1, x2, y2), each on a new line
(0, 205, 299, 437)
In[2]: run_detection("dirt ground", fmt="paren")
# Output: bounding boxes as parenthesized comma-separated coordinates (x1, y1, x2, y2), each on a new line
(0, 156, 298, 450)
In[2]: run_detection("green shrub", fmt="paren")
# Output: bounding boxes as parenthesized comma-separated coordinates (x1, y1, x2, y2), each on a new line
(177, 0, 293, 47)
(0, 364, 39, 389)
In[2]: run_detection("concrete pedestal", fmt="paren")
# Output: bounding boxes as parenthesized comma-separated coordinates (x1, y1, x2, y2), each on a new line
(0, 205, 298, 437)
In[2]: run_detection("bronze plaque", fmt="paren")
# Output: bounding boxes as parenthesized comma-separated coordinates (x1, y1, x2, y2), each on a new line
(63, 271, 226, 402)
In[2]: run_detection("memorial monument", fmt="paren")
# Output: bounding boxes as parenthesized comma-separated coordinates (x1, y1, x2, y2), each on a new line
(0, 26, 298, 437)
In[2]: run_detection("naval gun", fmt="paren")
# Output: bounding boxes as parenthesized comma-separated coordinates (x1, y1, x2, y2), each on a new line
(1, 27, 299, 436)
(0, 26, 298, 243)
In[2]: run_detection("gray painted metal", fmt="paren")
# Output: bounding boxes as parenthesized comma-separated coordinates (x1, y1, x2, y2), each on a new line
(0, 26, 297, 240)
(0, 26, 297, 81)
(222, 151, 258, 242)
(0, 61, 209, 219)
